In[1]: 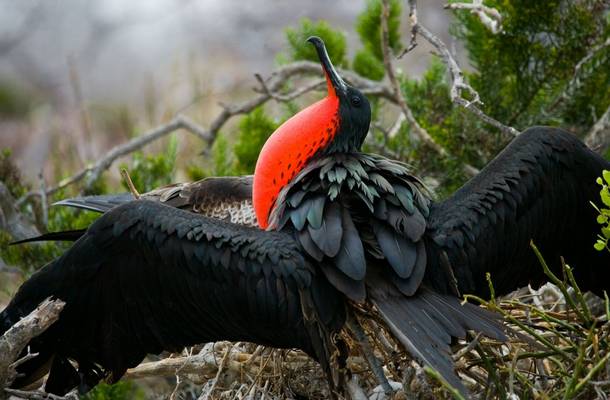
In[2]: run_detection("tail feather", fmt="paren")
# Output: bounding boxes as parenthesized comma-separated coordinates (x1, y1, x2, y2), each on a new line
(53, 193, 134, 213)
(10, 229, 86, 245)
(369, 285, 506, 396)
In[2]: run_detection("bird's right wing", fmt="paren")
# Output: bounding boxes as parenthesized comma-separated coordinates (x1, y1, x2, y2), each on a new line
(2, 200, 344, 394)
(54, 175, 256, 226)
(427, 126, 610, 297)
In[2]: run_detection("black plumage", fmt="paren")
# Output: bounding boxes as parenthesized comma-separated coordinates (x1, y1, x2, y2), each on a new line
(4, 34, 609, 398)
(426, 127, 610, 298)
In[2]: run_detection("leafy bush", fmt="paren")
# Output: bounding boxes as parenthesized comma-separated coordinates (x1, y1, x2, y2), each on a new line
(593, 170, 610, 252)
(234, 107, 278, 174)
(285, 18, 347, 67)
(82, 381, 144, 400)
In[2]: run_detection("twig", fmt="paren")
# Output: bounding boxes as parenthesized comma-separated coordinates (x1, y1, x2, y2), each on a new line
(38, 171, 48, 227)
(254, 73, 325, 102)
(403, 0, 519, 138)
(120, 169, 140, 199)
(444, 0, 503, 34)
(4, 388, 77, 400)
(453, 333, 482, 361)
(0, 298, 65, 394)
(382, 0, 480, 178)
(203, 344, 234, 399)
(347, 314, 393, 394)
(381, 0, 446, 157)
(16, 114, 209, 203)
(585, 103, 610, 154)
(345, 376, 368, 400)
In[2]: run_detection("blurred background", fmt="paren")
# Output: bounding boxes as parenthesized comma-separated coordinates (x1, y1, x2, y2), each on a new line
(0, 0, 453, 182)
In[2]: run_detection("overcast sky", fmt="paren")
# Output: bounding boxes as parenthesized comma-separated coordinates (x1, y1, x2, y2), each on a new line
(0, 0, 455, 105)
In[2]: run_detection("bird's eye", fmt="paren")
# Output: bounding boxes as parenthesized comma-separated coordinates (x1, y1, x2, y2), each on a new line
(351, 96, 361, 107)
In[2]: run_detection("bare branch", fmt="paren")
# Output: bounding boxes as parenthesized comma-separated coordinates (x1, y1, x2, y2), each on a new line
(0, 298, 65, 393)
(4, 388, 77, 400)
(382, 0, 480, 177)
(381, 0, 446, 157)
(403, 0, 519, 138)
(16, 115, 210, 204)
(398, 0, 421, 59)
(16, 62, 397, 205)
(444, 0, 503, 34)
(0, 182, 40, 241)
(585, 103, 610, 154)
(255, 74, 325, 102)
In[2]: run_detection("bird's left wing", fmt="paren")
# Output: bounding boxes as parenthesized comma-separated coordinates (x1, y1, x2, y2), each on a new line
(2, 200, 344, 394)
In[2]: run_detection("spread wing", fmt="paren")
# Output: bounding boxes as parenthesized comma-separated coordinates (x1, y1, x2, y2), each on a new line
(2, 200, 345, 394)
(427, 126, 610, 297)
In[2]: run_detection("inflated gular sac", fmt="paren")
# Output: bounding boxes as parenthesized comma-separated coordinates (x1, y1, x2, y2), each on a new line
(373, 221, 417, 279)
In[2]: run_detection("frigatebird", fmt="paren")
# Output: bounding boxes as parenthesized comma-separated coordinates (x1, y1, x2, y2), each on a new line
(2, 36, 609, 397)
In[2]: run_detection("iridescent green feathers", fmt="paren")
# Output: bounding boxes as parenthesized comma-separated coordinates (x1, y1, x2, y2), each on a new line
(269, 152, 430, 301)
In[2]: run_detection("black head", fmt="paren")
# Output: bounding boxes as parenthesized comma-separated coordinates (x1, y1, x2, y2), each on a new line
(307, 36, 371, 153)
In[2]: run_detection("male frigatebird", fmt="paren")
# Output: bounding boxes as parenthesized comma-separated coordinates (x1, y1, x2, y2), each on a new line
(3, 36, 610, 397)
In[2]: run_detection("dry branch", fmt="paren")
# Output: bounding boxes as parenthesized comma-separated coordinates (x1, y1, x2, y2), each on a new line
(16, 61, 396, 206)
(382, 0, 479, 178)
(404, 0, 519, 139)
(585, 103, 610, 155)
(0, 298, 65, 398)
(444, 0, 503, 34)
(381, 0, 445, 157)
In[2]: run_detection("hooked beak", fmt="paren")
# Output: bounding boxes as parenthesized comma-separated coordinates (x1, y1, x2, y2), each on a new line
(307, 36, 347, 98)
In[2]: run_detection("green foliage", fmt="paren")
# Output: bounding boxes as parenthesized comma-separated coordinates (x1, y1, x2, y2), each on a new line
(82, 381, 144, 400)
(119, 136, 177, 193)
(352, 48, 385, 81)
(234, 107, 278, 174)
(593, 170, 610, 252)
(210, 134, 233, 177)
(285, 18, 347, 67)
(0, 81, 31, 118)
(0, 149, 28, 198)
(352, 0, 402, 80)
(186, 164, 206, 181)
(0, 231, 61, 275)
(355, 0, 402, 60)
(451, 0, 610, 132)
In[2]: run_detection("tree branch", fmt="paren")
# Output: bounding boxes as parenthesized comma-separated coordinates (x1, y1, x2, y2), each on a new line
(444, 0, 503, 34)
(0, 298, 65, 396)
(585, 103, 610, 155)
(382, 0, 479, 178)
(404, 0, 520, 139)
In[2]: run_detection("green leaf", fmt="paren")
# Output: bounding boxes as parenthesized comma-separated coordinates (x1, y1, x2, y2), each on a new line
(603, 170, 610, 185)
(597, 214, 608, 224)
(594, 240, 606, 251)
(603, 227, 610, 239)
(602, 188, 610, 207)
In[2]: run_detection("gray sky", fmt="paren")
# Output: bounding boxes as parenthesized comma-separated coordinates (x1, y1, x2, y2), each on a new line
(0, 0, 455, 105)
